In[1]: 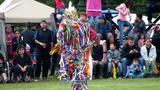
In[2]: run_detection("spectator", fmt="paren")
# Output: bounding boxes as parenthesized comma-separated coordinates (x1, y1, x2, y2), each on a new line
(138, 34, 145, 48)
(134, 13, 146, 35)
(86, 0, 102, 23)
(121, 37, 143, 77)
(97, 16, 112, 40)
(107, 43, 122, 78)
(91, 34, 104, 79)
(125, 59, 144, 78)
(152, 25, 160, 64)
(13, 45, 33, 82)
(133, 13, 146, 42)
(34, 20, 53, 80)
(106, 35, 119, 50)
(116, 0, 133, 46)
(146, 0, 160, 23)
(12, 30, 25, 55)
(79, 12, 87, 23)
(5, 24, 14, 60)
(21, 22, 35, 53)
(0, 53, 6, 82)
(54, 0, 65, 14)
(141, 38, 157, 77)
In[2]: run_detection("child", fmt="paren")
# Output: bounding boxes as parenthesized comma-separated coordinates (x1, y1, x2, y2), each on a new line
(125, 59, 144, 78)
(13, 45, 33, 82)
(107, 43, 122, 78)
(116, 0, 133, 46)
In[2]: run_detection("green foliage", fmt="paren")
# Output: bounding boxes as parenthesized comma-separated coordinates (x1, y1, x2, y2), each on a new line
(36, 0, 54, 7)
(0, 0, 4, 4)
(0, 0, 147, 13)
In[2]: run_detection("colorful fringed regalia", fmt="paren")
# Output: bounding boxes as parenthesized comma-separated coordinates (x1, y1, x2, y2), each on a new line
(50, 2, 96, 90)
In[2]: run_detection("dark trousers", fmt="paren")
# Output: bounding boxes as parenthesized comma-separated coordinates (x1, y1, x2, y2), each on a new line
(14, 65, 32, 81)
(50, 53, 60, 75)
(35, 51, 50, 78)
(147, 3, 160, 22)
(93, 63, 107, 78)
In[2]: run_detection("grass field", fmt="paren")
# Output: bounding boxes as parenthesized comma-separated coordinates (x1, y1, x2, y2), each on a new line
(0, 77, 160, 90)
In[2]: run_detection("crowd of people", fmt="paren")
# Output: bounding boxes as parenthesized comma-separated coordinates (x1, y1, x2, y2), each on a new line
(0, 0, 160, 84)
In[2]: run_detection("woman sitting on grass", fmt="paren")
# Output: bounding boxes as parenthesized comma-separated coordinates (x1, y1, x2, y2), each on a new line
(13, 45, 33, 82)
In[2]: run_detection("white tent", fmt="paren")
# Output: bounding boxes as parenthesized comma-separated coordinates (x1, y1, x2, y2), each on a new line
(0, 0, 55, 23)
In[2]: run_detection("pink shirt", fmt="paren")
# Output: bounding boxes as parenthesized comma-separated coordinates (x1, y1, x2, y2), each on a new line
(86, 0, 102, 16)
(116, 3, 131, 21)
(86, 0, 101, 12)
(6, 32, 14, 46)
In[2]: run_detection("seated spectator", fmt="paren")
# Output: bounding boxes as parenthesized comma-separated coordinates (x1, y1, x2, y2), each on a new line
(138, 34, 145, 48)
(125, 59, 144, 78)
(133, 13, 146, 42)
(0, 53, 6, 82)
(12, 30, 25, 56)
(13, 45, 33, 82)
(121, 37, 143, 77)
(97, 16, 112, 40)
(134, 13, 146, 35)
(92, 34, 104, 79)
(141, 38, 157, 77)
(107, 44, 122, 78)
(106, 35, 119, 50)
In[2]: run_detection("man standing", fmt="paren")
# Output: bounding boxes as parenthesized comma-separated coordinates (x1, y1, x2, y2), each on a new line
(146, 0, 160, 23)
(21, 22, 35, 53)
(34, 20, 53, 80)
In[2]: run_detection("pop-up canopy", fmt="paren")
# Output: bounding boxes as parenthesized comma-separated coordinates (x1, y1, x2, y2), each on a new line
(0, 0, 55, 23)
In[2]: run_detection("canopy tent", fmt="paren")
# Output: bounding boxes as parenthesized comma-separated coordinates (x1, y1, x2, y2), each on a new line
(0, 0, 55, 23)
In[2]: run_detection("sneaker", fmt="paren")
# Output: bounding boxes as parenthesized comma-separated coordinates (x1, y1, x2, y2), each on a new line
(34, 79, 39, 82)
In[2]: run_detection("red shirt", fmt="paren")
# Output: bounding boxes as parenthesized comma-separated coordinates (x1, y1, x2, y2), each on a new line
(55, 0, 65, 9)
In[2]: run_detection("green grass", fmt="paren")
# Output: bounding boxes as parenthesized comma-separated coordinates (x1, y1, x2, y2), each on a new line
(0, 77, 160, 90)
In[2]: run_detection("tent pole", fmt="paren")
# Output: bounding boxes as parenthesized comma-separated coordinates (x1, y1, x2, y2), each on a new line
(0, 19, 7, 60)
